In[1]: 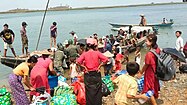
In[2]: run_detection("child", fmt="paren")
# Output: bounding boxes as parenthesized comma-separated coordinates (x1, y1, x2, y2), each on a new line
(135, 47, 141, 65)
(113, 53, 124, 73)
(69, 57, 79, 83)
(113, 62, 146, 105)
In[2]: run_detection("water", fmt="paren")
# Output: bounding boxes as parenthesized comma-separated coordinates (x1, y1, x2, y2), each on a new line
(0, 3, 187, 86)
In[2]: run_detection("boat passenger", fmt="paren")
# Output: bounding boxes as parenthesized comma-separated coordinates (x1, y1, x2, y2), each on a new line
(139, 14, 147, 26)
(114, 41, 122, 54)
(0, 24, 16, 57)
(76, 38, 108, 105)
(109, 34, 115, 45)
(8, 55, 38, 105)
(118, 29, 125, 36)
(54, 43, 65, 75)
(20, 22, 29, 56)
(103, 51, 115, 76)
(50, 22, 57, 48)
(162, 18, 168, 24)
(70, 31, 78, 45)
(98, 38, 105, 53)
(66, 39, 79, 67)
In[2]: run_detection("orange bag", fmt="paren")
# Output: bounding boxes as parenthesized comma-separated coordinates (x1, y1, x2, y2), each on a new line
(72, 81, 86, 105)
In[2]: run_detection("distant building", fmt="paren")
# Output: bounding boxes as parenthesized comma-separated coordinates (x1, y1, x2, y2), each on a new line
(49, 5, 72, 11)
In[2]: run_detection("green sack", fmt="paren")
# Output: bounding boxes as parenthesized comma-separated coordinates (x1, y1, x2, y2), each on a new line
(54, 86, 73, 96)
(0, 87, 11, 105)
(50, 93, 77, 105)
(102, 76, 114, 92)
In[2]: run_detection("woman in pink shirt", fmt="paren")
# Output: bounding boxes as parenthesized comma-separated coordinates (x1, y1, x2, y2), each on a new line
(77, 38, 108, 105)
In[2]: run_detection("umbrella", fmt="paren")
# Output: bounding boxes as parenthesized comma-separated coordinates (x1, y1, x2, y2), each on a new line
(77, 39, 86, 45)
(163, 48, 186, 62)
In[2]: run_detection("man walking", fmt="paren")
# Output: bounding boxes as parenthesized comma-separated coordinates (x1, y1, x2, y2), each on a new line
(175, 31, 184, 52)
(0, 24, 16, 57)
(20, 22, 29, 56)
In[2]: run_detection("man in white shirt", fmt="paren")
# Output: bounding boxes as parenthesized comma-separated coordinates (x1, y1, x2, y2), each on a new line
(175, 31, 184, 52)
(70, 31, 78, 45)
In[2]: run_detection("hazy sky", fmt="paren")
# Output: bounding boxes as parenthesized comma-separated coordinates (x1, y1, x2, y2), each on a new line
(0, 0, 181, 12)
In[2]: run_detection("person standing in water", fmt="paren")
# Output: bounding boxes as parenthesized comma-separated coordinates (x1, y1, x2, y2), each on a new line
(20, 22, 29, 56)
(50, 22, 57, 48)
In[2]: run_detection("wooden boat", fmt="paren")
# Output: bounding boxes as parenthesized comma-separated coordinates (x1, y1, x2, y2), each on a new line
(111, 26, 154, 33)
(0, 49, 52, 68)
(122, 36, 146, 53)
(0, 56, 27, 68)
(109, 19, 174, 28)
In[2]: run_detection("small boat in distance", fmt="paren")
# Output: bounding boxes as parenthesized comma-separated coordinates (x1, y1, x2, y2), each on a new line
(109, 19, 174, 28)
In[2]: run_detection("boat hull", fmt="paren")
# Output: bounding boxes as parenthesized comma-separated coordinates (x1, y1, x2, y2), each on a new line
(0, 56, 27, 68)
(109, 22, 173, 28)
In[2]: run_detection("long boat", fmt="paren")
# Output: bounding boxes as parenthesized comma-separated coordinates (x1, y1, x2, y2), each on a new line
(109, 21, 174, 28)
(0, 56, 27, 68)
(111, 26, 154, 32)
(0, 50, 52, 68)
(122, 36, 146, 53)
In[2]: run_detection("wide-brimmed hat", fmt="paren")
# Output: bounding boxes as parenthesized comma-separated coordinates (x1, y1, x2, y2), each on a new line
(103, 51, 114, 57)
(98, 43, 104, 48)
(140, 14, 145, 17)
(41, 50, 52, 55)
(63, 40, 68, 45)
(113, 41, 120, 46)
(69, 31, 75, 34)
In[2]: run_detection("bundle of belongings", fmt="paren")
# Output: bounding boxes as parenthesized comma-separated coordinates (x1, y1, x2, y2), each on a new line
(0, 87, 11, 105)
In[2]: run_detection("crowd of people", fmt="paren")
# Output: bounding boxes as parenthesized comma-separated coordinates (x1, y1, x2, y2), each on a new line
(2, 20, 186, 105)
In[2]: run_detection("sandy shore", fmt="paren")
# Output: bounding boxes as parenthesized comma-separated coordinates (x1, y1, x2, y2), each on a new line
(1, 48, 187, 105)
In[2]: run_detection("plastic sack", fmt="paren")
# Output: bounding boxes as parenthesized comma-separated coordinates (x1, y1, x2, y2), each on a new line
(31, 92, 51, 105)
(0, 87, 11, 105)
(58, 76, 68, 87)
(50, 93, 77, 105)
(102, 75, 114, 92)
(54, 86, 73, 96)
(71, 81, 86, 105)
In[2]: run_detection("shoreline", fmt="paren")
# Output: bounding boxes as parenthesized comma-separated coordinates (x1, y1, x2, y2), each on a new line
(0, 2, 186, 14)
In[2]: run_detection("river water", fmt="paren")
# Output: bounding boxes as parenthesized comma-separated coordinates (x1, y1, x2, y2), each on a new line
(0, 3, 187, 86)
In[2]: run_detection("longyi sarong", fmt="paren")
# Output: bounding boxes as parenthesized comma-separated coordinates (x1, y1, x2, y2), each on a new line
(84, 71, 102, 105)
(8, 73, 30, 105)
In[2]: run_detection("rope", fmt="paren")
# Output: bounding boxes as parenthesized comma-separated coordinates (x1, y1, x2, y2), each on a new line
(36, 0, 50, 50)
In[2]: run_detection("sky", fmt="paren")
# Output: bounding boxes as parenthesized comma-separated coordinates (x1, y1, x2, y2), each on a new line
(0, 0, 182, 12)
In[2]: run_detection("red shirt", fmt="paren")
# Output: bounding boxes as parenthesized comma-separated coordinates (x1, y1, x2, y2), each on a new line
(77, 50, 108, 71)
